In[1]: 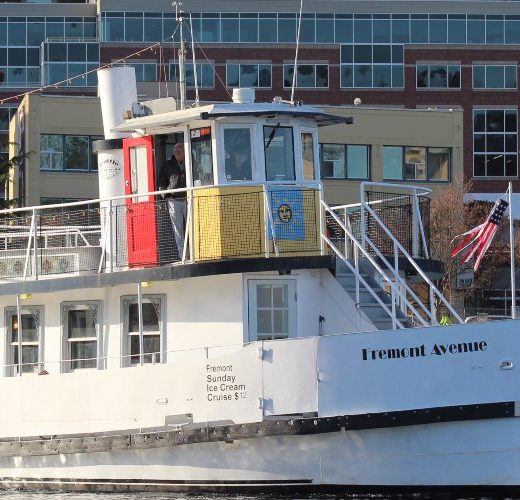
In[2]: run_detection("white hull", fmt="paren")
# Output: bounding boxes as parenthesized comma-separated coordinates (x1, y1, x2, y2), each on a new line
(1, 418, 520, 493)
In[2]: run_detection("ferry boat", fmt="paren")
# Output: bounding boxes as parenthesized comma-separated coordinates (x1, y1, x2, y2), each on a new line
(0, 64, 519, 495)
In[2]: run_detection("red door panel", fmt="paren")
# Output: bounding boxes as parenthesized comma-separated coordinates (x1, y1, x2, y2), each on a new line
(122, 136, 158, 268)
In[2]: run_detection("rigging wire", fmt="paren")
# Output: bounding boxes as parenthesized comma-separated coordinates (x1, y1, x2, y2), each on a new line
(290, 0, 304, 104)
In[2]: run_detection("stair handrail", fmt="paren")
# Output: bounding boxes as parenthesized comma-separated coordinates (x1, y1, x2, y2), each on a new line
(364, 203, 464, 324)
(322, 231, 407, 329)
(359, 181, 432, 259)
(322, 200, 429, 328)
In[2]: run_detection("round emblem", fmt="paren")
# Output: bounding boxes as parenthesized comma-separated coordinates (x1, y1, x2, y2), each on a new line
(99, 156, 122, 180)
(278, 204, 292, 223)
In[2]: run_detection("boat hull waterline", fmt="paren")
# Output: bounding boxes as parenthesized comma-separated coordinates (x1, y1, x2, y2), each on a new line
(1, 417, 520, 493)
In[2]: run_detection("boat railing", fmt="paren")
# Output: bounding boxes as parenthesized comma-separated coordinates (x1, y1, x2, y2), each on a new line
(322, 182, 464, 327)
(0, 182, 322, 280)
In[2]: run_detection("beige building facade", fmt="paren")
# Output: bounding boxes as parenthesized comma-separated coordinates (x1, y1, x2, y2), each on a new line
(8, 95, 463, 207)
(9, 95, 103, 208)
(319, 106, 464, 205)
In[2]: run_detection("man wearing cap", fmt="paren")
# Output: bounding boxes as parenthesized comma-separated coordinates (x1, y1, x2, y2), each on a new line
(225, 143, 252, 181)
(158, 142, 186, 257)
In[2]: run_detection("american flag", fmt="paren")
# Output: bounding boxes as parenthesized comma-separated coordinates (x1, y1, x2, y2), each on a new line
(451, 197, 509, 271)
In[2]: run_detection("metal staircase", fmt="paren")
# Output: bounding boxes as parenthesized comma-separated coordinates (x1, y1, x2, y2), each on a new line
(335, 258, 412, 330)
(322, 182, 464, 331)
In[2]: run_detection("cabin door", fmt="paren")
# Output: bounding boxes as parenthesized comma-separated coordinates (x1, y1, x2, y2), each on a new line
(123, 136, 158, 267)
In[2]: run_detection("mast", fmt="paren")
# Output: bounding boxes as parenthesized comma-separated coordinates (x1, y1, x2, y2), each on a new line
(176, 5, 186, 110)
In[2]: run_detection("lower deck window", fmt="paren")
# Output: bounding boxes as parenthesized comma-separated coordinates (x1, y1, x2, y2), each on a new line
(122, 295, 164, 366)
(248, 280, 296, 341)
(5, 306, 42, 376)
(61, 302, 101, 371)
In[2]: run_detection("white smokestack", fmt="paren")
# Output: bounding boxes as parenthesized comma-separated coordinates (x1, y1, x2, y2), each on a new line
(97, 66, 138, 139)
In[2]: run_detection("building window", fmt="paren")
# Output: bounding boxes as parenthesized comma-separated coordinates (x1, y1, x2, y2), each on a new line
(341, 44, 403, 88)
(0, 107, 17, 134)
(169, 62, 214, 88)
(42, 42, 99, 87)
(283, 64, 328, 88)
(320, 144, 370, 179)
(473, 65, 517, 89)
(121, 295, 164, 366)
(416, 64, 461, 88)
(226, 63, 272, 88)
(473, 109, 518, 177)
(5, 306, 43, 376)
(120, 62, 157, 82)
(264, 125, 295, 181)
(40, 134, 100, 171)
(383, 146, 451, 181)
(61, 301, 101, 371)
(247, 280, 296, 341)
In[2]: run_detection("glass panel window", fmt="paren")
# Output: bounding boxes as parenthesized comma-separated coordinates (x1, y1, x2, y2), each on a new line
(320, 144, 345, 178)
(301, 132, 315, 181)
(64, 135, 89, 170)
(170, 62, 214, 87)
(264, 126, 295, 181)
(473, 65, 517, 89)
(62, 302, 100, 371)
(5, 306, 43, 376)
(123, 295, 163, 366)
(40, 134, 63, 170)
(404, 146, 426, 180)
(473, 109, 518, 177)
(320, 144, 370, 179)
(416, 64, 461, 88)
(283, 64, 328, 88)
(226, 63, 271, 88)
(340, 44, 403, 88)
(190, 127, 213, 186)
(384, 146, 451, 181)
(224, 127, 252, 181)
(248, 280, 296, 341)
(41, 134, 99, 171)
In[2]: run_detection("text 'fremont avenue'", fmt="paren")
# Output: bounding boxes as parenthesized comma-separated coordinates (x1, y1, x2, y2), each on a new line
(362, 341, 488, 361)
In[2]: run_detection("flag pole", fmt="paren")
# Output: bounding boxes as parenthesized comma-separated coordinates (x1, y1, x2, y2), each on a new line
(509, 181, 516, 319)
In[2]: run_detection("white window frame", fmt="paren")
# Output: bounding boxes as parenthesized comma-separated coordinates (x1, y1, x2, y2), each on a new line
(247, 279, 297, 342)
(218, 124, 256, 184)
(121, 294, 165, 367)
(5, 306, 44, 377)
(61, 301, 102, 372)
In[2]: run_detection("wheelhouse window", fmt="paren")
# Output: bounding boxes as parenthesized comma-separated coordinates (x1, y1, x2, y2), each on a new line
(320, 144, 370, 179)
(61, 301, 101, 371)
(301, 132, 316, 180)
(190, 127, 214, 186)
(383, 146, 451, 181)
(122, 295, 164, 366)
(224, 127, 252, 181)
(248, 280, 296, 341)
(264, 126, 295, 181)
(5, 306, 43, 376)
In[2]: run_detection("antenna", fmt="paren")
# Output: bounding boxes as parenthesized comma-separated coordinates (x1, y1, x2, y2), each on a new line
(290, 0, 304, 105)
(189, 12, 200, 107)
(173, 1, 186, 109)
